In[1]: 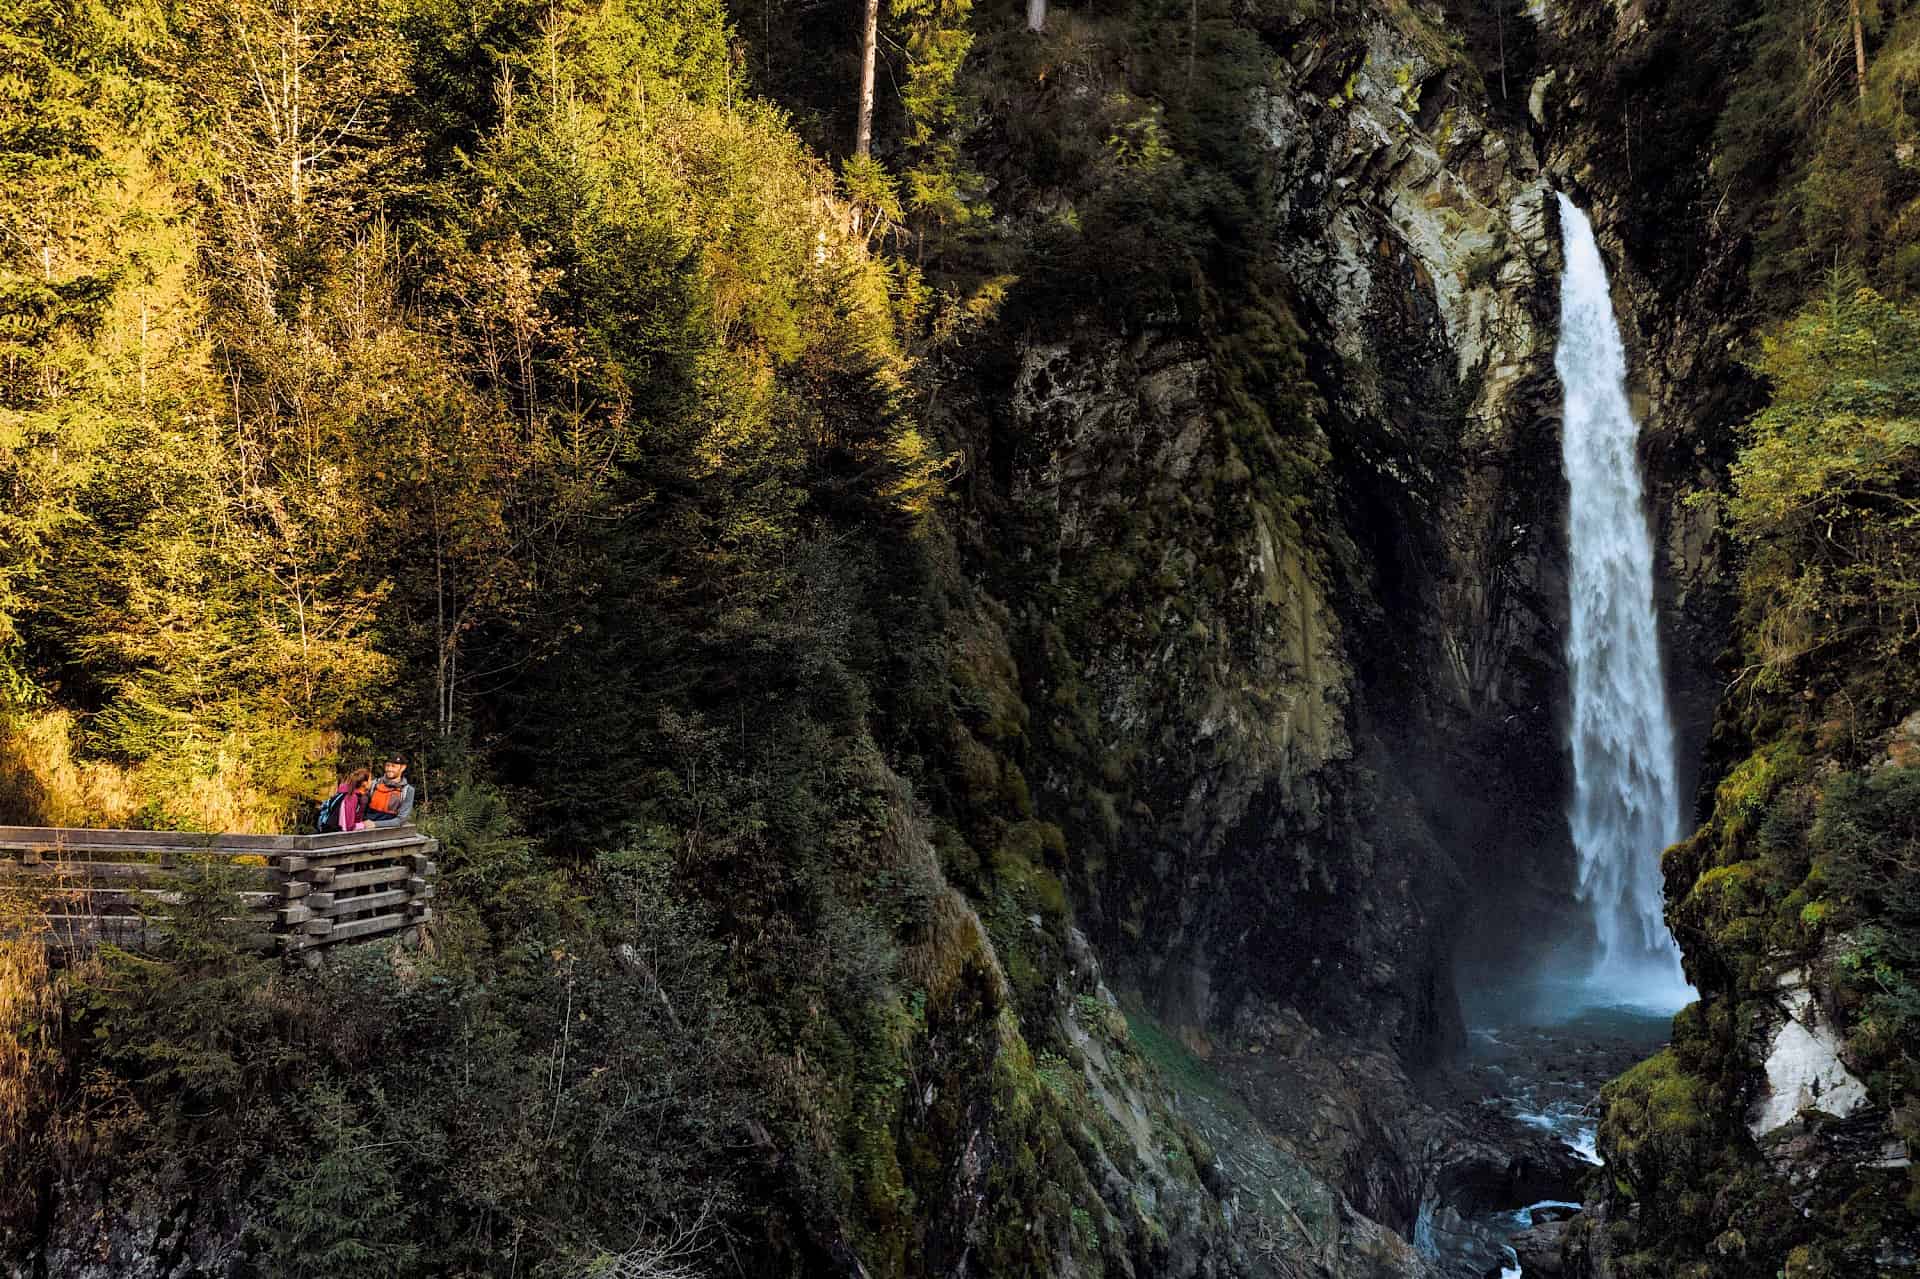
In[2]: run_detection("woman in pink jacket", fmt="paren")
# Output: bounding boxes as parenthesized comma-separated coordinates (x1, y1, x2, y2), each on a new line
(331, 766, 372, 832)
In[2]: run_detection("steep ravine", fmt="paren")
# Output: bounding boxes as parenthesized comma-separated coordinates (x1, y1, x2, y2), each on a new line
(934, 0, 1626, 1271)
(932, 0, 1904, 1269)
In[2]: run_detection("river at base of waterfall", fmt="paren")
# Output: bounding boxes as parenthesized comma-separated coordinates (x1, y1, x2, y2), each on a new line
(1431, 1003, 1676, 1278)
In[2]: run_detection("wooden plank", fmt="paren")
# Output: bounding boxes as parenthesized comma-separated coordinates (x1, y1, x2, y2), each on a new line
(318, 886, 412, 917)
(14, 916, 276, 952)
(308, 827, 429, 851)
(0, 824, 429, 852)
(0, 861, 273, 887)
(0, 860, 168, 884)
(277, 904, 312, 927)
(0, 827, 223, 850)
(315, 911, 410, 944)
(0, 837, 281, 859)
(0, 829, 432, 867)
(4, 849, 276, 873)
(0, 828, 307, 853)
(292, 849, 417, 878)
(326, 864, 413, 893)
(301, 839, 433, 869)
(300, 918, 333, 936)
(26, 887, 280, 909)
(26, 915, 157, 946)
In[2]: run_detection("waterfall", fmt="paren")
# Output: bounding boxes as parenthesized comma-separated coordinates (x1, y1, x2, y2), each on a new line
(1553, 194, 1693, 1010)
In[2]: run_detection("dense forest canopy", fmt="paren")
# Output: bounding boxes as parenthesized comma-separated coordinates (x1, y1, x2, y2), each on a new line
(0, 0, 1316, 1269)
(0, 0, 983, 1268)
(0, 0, 955, 837)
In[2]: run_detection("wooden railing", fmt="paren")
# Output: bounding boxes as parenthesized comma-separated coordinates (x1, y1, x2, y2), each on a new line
(0, 826, 437, 957)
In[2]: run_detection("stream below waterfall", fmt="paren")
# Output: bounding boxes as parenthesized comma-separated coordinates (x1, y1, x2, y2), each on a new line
(1415, 1005, 1675, 1279)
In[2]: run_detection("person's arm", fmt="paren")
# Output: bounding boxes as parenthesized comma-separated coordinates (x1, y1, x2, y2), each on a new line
(393, 783, 415, 825)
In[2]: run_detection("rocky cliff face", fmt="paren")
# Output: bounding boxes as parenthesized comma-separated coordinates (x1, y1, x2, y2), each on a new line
(921, 0, 1621, 1268)
(958, 1, 1587, 1060)
(1525, 4, 1920, 1275)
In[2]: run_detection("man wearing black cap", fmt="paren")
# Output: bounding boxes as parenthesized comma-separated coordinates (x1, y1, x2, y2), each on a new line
(365, 754, 416, 827)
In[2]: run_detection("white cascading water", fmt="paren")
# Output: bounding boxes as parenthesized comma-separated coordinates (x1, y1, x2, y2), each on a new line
(1554, 194, 1693, 1010)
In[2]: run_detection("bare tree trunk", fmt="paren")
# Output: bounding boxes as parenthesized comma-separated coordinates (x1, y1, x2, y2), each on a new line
(1850, 0, 1869, 102)
(855, 0, 879, 157)
(1026, 0, 1045, 32)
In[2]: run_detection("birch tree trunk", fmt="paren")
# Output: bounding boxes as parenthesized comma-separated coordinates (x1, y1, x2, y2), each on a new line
(1027, 0, 1046, 32)
(1851, 0, 1869, 102)
(855, 0, 879, 157)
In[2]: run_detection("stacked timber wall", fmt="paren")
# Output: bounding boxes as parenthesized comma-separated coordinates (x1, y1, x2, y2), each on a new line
(0, 826, 437, 956)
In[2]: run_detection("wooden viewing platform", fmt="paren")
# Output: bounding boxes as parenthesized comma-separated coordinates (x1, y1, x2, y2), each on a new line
(0, 826, 438, 957)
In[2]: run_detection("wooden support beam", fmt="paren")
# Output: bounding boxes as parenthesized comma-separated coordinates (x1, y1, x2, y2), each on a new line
(322, 912, 411, 944)
(318, 887, 413, 917)
(301, 846, 425, 874)
(28, 887, 280, 911)
(19, 915, 277, 952)
(328, 864, 412, 893)
(0, 860, 274, 887)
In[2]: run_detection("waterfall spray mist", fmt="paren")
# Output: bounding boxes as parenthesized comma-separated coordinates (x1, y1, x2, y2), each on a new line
(1554, 194, 1693, 1010)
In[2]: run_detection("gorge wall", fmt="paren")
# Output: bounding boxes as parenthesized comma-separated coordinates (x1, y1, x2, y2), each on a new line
(902, 0, 1621, 1265)
(945, 0, 1582, 1062)
(1530, 3, 1920, 1276)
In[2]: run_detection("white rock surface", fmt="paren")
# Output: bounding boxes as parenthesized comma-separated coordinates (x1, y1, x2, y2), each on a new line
(1748, 969, 1870, 1138)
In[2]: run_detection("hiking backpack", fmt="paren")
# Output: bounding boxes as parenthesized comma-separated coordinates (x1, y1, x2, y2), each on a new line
(316, 791, 347, 834)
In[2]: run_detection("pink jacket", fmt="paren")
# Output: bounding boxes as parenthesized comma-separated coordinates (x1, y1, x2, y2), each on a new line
(334, 782, 365, 831)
